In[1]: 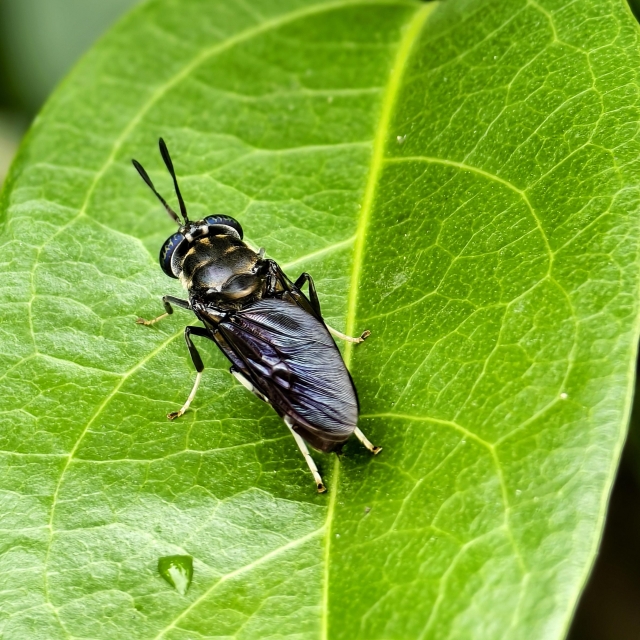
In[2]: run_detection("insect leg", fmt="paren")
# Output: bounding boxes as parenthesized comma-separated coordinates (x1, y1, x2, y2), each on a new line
(262, 261, 323, 320)
(354, 427, 382, 455)
(284, 416, 327, 493)
(326, 325, 371, 344)
(230, 367, 269, 403)
(292, 272, 370, 342)
(293, 272, 322, 315)
(167, 325, 209, 420)
(137, 296, 190, 326)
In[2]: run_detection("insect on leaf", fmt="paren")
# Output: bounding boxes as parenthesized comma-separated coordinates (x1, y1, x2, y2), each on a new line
(1, 0, 640, 638)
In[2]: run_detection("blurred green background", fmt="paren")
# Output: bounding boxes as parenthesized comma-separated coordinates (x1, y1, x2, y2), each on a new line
(0, 0, 138, 182)
(1, 1, 639, 638)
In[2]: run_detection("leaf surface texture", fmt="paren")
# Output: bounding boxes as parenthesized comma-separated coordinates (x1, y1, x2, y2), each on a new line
(1, 0, 640, 638)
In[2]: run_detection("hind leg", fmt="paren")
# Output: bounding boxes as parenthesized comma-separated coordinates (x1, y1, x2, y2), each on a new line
(354, 427, 382, 454)
(230, 367, 269, 403)
(284, 417, 326, 493)
(231, 369, 326, 492)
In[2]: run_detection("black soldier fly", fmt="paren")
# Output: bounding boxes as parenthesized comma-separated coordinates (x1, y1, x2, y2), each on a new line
(132, 139, 381, 492)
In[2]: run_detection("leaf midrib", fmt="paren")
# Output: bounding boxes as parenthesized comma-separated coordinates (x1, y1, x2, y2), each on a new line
(321, 3, 435, 639)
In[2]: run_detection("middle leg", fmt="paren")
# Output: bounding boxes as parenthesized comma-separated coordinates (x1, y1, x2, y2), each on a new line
(294, 272, 370, 343)
(327, 325, 371, 344)
(293, 272, 321, 316)
(168, 325, 209, 420)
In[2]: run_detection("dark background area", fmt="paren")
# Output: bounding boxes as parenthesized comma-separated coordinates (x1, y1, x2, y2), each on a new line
(567, 344, 640, 640)
(1, 1, 639, 637)
(567, 445, 640, 640)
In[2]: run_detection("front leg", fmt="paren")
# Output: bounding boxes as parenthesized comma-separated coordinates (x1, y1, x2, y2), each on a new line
(136, 295, 190, 326)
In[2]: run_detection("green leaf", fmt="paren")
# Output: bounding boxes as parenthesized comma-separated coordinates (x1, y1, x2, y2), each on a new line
(1, 0, 639, 638)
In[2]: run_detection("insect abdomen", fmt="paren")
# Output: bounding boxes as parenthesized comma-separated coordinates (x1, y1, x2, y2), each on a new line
(216, 298, 358, 451)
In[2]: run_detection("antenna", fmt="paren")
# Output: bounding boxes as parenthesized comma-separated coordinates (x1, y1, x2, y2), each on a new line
(131, 158, 181, 224)
(159, 138, 189, 224)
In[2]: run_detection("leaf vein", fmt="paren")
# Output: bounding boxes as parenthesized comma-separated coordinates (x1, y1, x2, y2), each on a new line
(321, 4, 435, 638)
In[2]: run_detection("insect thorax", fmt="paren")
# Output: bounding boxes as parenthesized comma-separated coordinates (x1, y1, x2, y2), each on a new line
(179, 235, 263, 301)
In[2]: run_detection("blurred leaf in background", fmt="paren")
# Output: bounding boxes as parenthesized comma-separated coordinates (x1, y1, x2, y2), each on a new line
(0, 114, 22, 183)
(0, 0, 138, 182)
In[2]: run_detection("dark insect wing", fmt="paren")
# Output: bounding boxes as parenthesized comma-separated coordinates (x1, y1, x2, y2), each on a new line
(196, 297, 358, 452)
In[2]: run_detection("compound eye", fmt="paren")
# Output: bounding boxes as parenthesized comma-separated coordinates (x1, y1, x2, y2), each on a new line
(204, 215, 243, 239)
(159, 232, 184, 278)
